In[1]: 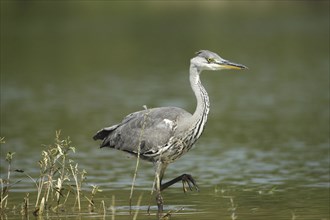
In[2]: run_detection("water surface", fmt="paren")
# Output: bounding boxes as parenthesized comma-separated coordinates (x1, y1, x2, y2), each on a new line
(1, 2, 329, 219)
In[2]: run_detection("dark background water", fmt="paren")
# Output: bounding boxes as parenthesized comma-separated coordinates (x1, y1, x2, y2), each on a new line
(1, 1, 329, 219)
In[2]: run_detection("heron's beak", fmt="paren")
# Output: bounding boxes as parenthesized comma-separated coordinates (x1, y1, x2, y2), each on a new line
(218, 60, 248, 70)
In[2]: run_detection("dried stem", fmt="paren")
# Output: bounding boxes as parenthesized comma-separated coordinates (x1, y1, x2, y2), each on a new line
(129, 109, 150, 213)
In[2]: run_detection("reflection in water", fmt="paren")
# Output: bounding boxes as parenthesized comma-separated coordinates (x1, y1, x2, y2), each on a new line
(1, 2, 329, 220)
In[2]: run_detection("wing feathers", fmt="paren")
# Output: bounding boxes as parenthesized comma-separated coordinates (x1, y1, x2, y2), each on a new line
(93, 107, 191, 156)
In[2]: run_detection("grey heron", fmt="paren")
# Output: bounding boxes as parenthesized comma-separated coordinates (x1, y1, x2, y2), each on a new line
(93, 50, 247, 214)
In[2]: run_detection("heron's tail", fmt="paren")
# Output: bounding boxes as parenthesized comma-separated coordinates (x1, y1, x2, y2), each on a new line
(93, 124, 120, 148)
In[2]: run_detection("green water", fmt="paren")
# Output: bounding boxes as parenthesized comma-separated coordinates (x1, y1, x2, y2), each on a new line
(1, 2, 329, 220)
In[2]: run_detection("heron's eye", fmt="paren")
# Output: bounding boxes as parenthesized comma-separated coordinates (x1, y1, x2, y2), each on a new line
(206, 58, 215, 63)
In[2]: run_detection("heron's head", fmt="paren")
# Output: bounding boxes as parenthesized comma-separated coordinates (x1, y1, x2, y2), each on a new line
(191, 50, 247, 71)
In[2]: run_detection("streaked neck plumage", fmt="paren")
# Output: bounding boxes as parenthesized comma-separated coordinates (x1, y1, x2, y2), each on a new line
(188, 63, 210, 136)
(190, 64, 210, 119)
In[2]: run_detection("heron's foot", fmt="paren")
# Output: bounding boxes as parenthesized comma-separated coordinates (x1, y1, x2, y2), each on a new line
(160, 173, 199, 192)
(181, 174, 199, 193)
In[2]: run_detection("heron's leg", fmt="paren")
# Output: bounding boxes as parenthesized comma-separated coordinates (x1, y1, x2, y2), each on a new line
(155, 174, 163, 214)
(156, 191, 163, 217)
(160, 174, 199, 192)
(154, 162, 167, 216)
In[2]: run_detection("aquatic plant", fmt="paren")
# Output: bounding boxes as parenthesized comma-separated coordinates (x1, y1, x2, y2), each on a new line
(0, 132, 102, 217)
(0, 137, 14, 212)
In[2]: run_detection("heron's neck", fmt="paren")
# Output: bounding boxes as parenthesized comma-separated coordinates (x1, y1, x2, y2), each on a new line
(189, 64, 210, 129)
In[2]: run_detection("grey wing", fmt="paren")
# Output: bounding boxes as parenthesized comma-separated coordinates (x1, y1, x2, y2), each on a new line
(93, 107, 191, 156)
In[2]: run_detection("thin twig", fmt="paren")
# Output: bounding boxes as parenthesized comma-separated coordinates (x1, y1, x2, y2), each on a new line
(129, 109, 150, 213)
(101, 200, 106, 219)
(133, 193, 143, 220)
(111, 195, 115, 220)
(70, 163, 81, 211)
